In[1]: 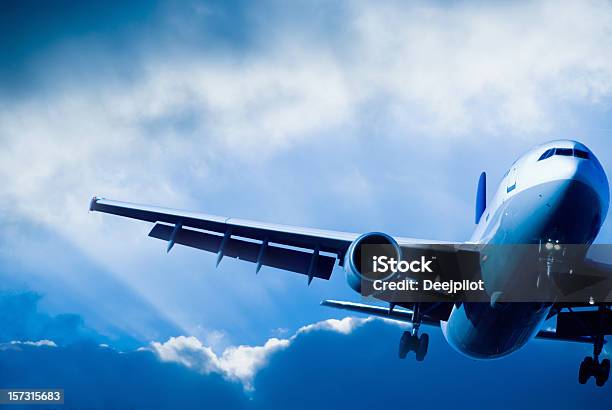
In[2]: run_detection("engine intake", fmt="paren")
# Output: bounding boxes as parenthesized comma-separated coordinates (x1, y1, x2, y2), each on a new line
(344, 232, 401, 294)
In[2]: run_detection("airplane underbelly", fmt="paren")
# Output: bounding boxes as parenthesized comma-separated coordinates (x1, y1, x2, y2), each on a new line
(450, 179, 599, 358)
(442, 302, 551, 359)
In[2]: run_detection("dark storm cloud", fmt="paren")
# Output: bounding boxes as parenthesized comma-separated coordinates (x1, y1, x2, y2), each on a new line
(1, 319, 610, 410)
(0, 291, 103, 346)
(0, 0, 157, 91)
(0, 0, 258, 94)
(0, 343, 248, 409)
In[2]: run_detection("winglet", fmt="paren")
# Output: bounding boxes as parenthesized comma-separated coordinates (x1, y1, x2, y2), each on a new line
(89, 196, 98, 211)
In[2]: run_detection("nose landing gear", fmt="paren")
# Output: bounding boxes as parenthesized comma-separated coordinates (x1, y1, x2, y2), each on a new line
(398, 303, 429, 361)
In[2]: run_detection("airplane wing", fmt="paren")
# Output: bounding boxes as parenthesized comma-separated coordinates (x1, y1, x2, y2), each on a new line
(89, 197, 455, 284)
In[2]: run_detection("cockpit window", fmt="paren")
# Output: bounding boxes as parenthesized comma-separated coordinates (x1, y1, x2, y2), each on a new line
(556, 148, 572, 156)
(537, 147, 591, 161)
(574, 149, 590, 159)
(538, 149, 554, 161)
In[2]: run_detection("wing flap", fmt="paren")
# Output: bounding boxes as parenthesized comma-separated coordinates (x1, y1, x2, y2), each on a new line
(149, 223, 336, 279)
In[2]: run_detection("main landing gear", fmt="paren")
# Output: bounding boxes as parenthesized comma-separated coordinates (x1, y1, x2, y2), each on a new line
(398, 303, 429, 361)
(578, 306, 610, 387)
(579, 356, 609, 386)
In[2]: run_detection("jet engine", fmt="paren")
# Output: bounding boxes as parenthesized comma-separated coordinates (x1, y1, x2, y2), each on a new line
(344, 232, 401, 293)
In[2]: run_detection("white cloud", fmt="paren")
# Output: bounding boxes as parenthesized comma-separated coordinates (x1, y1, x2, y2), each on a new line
(0, 340, 58, 350)
(148, 316, 370, 390)
(297, 316, 373, 335)
(149, 335, 286, 390)
(346, 0, 612, 136)
(12, 339, 58, 347)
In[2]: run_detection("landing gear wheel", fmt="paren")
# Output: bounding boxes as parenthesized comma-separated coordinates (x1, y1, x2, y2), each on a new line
(398, 304, 429, 362)
(595, 359, 610, 387)
(415, 333, 429, 362)
(578, 356, 610, 386)
(602, 359, 611, 377)
(398, 331, 428, 361)
(579, 357, 594, 384)
(399, 331, 411, 359)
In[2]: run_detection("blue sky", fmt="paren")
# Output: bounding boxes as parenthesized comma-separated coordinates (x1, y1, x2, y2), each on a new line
(1, 0, 612, 407)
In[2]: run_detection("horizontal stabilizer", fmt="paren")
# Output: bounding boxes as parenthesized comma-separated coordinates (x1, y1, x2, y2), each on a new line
(535, 330, 594, 344)
(320, 300, 441, 326)
(556, 310, 612, 337)
(149, 223, 335, 280)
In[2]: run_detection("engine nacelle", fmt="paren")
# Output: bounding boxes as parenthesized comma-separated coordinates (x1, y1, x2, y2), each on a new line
(344, 232, 401, 294)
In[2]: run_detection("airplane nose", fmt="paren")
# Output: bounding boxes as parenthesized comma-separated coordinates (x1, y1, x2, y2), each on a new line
(573, 155, 609, 214)
(546, 158, 607, 244)
(559, 155, 588, 184)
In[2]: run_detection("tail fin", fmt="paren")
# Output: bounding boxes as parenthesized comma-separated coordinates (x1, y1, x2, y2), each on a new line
(475, 172, 486, 224)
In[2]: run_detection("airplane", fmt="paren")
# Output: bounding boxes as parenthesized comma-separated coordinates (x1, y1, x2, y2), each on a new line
(90, 139, 612, 386)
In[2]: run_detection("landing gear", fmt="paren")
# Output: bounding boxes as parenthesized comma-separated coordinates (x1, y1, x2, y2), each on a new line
(578, 305, 610, 387)
(398, 331, 429, 360)
(579, 357, 610, 386)
(398, 303, 429, 361)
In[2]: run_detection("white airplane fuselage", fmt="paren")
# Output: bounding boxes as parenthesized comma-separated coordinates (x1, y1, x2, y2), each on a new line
(442, 140, 610, 359)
